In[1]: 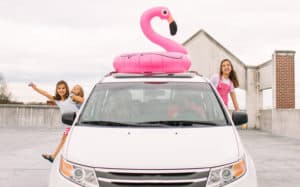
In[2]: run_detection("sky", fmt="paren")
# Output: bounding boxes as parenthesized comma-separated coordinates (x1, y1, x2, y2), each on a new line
(0, 0, 299, 108)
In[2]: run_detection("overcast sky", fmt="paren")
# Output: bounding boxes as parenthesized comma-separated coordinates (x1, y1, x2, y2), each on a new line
(0, 0, 299, 107)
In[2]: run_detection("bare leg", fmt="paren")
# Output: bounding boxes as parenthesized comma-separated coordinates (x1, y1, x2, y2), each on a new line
(42, 128, 70, 163)
(51, 132, 68, 159)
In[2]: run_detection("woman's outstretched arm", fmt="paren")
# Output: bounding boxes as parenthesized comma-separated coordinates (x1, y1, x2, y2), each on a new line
(29, 82, 54, 101)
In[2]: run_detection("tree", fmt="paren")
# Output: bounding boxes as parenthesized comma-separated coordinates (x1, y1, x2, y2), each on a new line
(0, 73, 12, 104)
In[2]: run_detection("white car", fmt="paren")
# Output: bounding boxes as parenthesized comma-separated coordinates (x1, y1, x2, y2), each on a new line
(49, 72, 257, 187)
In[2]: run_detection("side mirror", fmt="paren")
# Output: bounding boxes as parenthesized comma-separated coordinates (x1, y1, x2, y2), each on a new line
(232, 111, 248, 126)
(62, 112, 76, 125)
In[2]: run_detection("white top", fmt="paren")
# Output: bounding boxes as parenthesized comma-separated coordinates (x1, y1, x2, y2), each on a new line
(210, 74, 235, 93)
(55, 97, 79, 114)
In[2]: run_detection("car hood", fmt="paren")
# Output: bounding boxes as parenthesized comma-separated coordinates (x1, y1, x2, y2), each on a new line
(65, 126, 239, 169)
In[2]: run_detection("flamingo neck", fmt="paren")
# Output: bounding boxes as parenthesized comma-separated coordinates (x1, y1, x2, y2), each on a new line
(140, 12, 187, 54)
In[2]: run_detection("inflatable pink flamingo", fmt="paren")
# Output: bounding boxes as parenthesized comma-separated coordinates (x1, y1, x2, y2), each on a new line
(113, 7, 191, 73)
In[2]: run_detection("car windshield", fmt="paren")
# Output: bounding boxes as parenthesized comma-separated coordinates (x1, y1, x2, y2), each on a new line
(79, 82, 229, 127)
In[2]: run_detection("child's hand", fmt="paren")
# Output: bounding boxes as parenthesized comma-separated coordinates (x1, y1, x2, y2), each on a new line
(28, 82, 36, 88)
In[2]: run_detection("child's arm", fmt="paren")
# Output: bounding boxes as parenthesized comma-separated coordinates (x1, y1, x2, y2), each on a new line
(230, 92, 240, 111)
(210, 75, 218, 88)
(28, 82, 54, 101)
(71, 95, 84, 104)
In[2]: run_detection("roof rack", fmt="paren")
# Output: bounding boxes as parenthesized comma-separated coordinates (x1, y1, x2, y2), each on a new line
(104, 71, 202, 77)
(109, 71, 202, 79)
(188, 70, 202, 76)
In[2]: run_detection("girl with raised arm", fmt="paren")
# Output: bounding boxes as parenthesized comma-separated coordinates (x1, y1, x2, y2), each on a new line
(29, 81, 84, 162)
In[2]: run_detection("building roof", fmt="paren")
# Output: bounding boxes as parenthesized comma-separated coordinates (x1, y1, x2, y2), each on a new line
(182, 29, 247, 68)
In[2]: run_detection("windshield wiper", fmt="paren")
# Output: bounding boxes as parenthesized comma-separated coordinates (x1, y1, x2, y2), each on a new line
(80, 120, 142, 127)
(140, 120, 224, 127)
(79, 120, 225, 127)
(136, 122, 171, 127)
(80, 120, 172, 128)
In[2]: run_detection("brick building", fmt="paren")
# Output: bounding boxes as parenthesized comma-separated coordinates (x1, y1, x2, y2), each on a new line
(183, 29, 299, 139)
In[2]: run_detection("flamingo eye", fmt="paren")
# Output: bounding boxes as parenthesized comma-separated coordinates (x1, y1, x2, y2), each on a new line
(162, 9, 168, 16)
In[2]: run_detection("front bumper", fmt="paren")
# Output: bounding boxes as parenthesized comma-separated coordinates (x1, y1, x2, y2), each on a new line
(49, 155, 257, 187)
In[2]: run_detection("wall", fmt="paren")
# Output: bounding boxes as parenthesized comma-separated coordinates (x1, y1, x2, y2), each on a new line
(272, 109, 300, 139)
(246, 67, 259, 128)
(258, 61, 273, 90)
(258, 109, 300, 139)
(1, 105, 300, 140)
(0, 104, 62, 128)
(273, 51, 296, 108)
(258, 109, 272, 132)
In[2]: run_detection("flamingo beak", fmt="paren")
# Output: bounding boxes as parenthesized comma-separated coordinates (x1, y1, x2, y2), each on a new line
(168, 16, 177, 35)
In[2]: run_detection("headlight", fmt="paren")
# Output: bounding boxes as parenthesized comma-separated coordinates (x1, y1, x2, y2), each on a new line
(207, 158, 246, 187)
(59, 156, 99, 187)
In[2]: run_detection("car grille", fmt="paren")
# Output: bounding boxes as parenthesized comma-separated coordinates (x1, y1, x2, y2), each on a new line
(95, 168, 210, 187)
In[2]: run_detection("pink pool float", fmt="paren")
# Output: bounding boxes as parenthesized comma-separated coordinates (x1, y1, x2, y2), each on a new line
(113, 7, 191, 73)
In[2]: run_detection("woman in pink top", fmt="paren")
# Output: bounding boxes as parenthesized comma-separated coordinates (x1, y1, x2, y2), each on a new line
(211, 59, 240, 111)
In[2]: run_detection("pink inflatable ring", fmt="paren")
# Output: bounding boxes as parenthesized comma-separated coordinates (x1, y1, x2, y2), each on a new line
(114, 52, 190, 73)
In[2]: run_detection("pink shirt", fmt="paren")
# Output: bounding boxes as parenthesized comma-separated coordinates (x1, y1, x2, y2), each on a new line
(211, 75, 234, 107)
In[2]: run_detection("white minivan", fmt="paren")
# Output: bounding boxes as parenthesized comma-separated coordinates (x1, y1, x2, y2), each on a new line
(49, 72, 257, 187)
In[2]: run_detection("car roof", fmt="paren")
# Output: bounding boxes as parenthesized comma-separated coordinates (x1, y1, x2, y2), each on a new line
(100, 71, 210, 83)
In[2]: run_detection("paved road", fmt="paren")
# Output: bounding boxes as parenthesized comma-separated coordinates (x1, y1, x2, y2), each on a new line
(0, 128, 61, 187)
(0, 128, 300, 187)
(239, 129, 300, 187)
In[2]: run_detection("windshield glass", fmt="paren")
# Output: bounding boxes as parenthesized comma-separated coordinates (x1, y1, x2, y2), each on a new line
(79, 82, 228, 127)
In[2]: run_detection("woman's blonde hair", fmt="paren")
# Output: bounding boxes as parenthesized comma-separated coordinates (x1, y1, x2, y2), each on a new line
(75, 85, 84, 98)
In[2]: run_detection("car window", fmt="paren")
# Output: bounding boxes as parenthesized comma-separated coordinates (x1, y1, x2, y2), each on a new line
(79, 82, 228, 126)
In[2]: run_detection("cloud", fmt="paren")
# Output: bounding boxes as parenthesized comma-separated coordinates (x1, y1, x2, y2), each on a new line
(1, 0, 300, 103)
